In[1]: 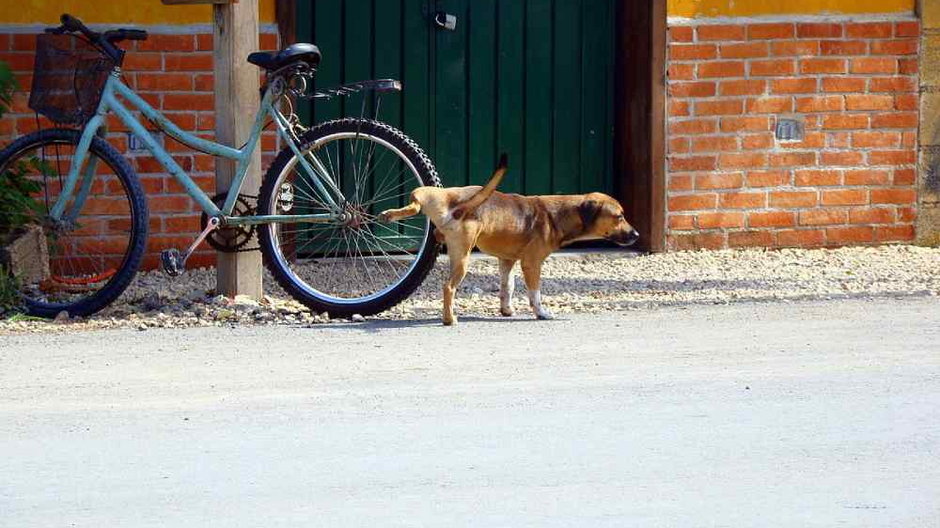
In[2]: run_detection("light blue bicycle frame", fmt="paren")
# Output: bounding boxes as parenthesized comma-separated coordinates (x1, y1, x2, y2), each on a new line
(50, 67, 344, 227)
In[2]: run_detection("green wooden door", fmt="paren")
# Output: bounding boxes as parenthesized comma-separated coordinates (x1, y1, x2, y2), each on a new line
(296, 0, 615, 195)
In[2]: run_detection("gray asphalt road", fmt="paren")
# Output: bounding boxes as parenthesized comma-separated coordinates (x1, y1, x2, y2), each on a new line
(1, 297, 938, 527)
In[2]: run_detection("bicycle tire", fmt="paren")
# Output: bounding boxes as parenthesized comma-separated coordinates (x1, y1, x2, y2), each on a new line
(0, 128, 148, 318)
(258, 118, 441, 318)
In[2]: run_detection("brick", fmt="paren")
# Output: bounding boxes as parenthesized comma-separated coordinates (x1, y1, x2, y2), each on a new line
(747, 169, 790, 187)
(800, 58, 846, 74)
(729, 230, 775, 247)
(136, 73, 193, 92)
(668, 174, 694, 191)
(692, 136, 739, 152)
(196, 34, 213, 51)
(669, 137, 691, 154)
(852, 131, 901, 148)
(850, 57, 897, 74)
(667, 233, 727, 251)
(870, 39, 918, 55)
(901, 130, 917, 147)
(795, 169, 841, 186)
(719, 152, 767, 169)
(194, 74, 213, 92)
(695, 99, 744, 116)
(698, 61, 746, 78)
(771, 40, 819, 56)
(849, 207, 895, 224)
(797, 23, 843, 39)
(898, 58, 918, 74)
(742, 133, 774, 149)
(669, 193, 718, 211)
(719, 79, 766, 96)
(670, 155, 717, 172)
(697, 211, 745, 228)
(163, 113, 197, 130)
(897, 207, 916, 222)
(197, 113, 216, 131)
(695, 172, 744, 189)
(720, 191, 766, 208)
(828, 132, 851, 148)
(0, 52, 32, 71)
(720, 116, 771, 132)
(670, 119, 718, 135)
(795, 95, 844, 112)
(746, 97, 793, 114)
(800, 209, 847, 226)
(11, 34, 37, 51)
(748, 210, 796, 228)
(821, 77, 867, 93)
(771, 78, 817, 94)
(869, 150, 915, 166)
(895, 93, 917, 110)
(164, 53, 213, 71)
(894, 168, 916, 185)
(750, 59, 795, 76)
(669, 100, 691, 117)
(869, 76, 916, 93)
(748, 23, 795, 40)
(821, 113, 869, 129)
(670, 26, 694, 43)
(875, 224, 915, 241)
(895, 21, 920, 38)
(871, 188, 916, 204)
(124, 53, 163, 71)
(163, 93, 214, 111)
(698, 25, 746, 41)
(846, 22, 892, 39)
(770, 191, 817, 208)
(668, 214, 696, 230)
(163, 215, 202, 233)
(827, 226, 875, 244)
(720, 42, 768, 59)
(768, 151, 815, 167)
(820, 151, 864, 166)
(845, 169, 891, 185)
(822, 189, 868, 205)
(820, 40, 867, 55)
(670, 81, 716, 98)
(150, 195, 193, 213)
(260, 32, 278, 49)
(777, 229, 825, 247)
(137, 34, 195, 52)
(668, 63, 695, 80)
(670, 44, 718, 60)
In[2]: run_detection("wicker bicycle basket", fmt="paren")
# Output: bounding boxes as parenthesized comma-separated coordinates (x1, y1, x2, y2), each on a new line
(28, 33, 117, 126)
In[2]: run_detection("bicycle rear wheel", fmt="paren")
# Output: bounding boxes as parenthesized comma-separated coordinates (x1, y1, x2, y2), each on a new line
(0, 128, 148, 318)
(258, 119, 441, 318)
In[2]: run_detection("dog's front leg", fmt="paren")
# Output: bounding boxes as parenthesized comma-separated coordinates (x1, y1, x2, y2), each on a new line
(521, 258, 553, 320)
(498, 259, 516, 316)
(443, 241, 472, 326)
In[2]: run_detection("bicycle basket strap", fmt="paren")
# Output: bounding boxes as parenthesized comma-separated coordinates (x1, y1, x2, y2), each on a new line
(28, 33, 116, 126)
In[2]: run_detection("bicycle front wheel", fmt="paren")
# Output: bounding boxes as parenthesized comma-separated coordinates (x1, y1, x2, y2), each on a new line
(258, 119, 441, 318)
(0, 129, 148, 318)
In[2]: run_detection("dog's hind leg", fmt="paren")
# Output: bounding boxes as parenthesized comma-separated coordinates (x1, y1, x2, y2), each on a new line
(377, 199, 421, 223)
(442, 239, 473, 326)
(521, 257, 553, 320)
(498, 259, 516, 316)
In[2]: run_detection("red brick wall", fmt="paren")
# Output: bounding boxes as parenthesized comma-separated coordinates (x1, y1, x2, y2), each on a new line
(0, 29, 279, 269)
(666, 19, 920, 250)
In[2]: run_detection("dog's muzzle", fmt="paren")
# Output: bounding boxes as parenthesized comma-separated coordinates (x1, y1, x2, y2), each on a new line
(610, 229, 640, 247)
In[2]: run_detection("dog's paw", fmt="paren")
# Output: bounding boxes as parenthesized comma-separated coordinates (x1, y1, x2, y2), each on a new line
(443, 314, 457, 326)
(500, 307, 514, 317)
(535, 311, 555, 320)
(376, 211, 392, 223)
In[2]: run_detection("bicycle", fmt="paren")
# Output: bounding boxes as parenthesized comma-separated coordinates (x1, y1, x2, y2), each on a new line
(0, 14, 441, 319)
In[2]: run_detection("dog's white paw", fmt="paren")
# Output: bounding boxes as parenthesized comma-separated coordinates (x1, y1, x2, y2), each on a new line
(535, 311, 554, 320)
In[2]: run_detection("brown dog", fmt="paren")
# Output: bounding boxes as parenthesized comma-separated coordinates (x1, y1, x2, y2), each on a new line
(379, 155, 639, 325)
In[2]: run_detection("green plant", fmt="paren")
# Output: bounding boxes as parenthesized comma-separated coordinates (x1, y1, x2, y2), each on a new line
(0, 61, 43, 236)
(0, 264, 23, 315)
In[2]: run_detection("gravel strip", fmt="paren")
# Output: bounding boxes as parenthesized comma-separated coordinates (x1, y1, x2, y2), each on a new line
(2, 244, 939, 334)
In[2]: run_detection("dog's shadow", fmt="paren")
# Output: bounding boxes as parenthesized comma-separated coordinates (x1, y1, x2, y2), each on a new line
(317, 314, 556, 333)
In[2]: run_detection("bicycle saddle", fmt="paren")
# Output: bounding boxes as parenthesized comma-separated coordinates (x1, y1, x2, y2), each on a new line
(247, 43, 321, 70)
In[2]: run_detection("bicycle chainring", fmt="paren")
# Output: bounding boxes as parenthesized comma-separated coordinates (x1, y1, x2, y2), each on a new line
(200, 193, 257, 253)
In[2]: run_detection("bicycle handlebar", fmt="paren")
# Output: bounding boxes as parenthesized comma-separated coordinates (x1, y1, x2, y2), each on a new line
(45, 14, 149, 64)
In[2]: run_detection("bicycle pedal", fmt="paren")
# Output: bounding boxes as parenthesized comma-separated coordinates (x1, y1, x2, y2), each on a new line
(160, 248, 185, 277)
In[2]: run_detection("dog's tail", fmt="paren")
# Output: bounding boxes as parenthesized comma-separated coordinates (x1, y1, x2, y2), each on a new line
(451, 153, 508, 221)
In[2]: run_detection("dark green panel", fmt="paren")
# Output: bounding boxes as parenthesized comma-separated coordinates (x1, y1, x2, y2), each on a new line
(467, 0, 497, 186)
(495, 0, 525, 195)
(402, 0, 432, 156)
(552, 0, 582, 194)
(373, 0, 403, 131)
(311, 0, 343, 124)
(580, 0, 610, 193)
(524, 0, 553, 196)
(434, 0, 468, 187)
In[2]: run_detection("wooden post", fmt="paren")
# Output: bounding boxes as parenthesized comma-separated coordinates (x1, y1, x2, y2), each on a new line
(213, 0, 263, 299)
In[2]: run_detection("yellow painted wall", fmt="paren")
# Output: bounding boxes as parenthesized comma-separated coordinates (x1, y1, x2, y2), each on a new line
(1, 0, 276, 25)
(669, 0, 915, 18)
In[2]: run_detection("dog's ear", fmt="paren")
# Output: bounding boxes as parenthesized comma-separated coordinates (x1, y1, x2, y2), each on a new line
(578, 199, 602, 228)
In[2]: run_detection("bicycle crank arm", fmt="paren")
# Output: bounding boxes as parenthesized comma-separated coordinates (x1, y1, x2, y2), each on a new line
(160, 217, 220, 277)
(224, 213, 337, 226)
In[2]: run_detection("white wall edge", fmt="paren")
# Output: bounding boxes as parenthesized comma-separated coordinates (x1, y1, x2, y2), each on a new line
(0, 23, 278, 34)
(668, 12, 918, 25)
